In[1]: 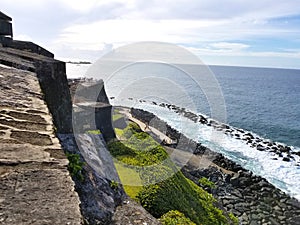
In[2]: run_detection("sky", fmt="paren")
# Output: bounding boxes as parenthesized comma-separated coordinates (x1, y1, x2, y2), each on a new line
(1, 0, 300, 69)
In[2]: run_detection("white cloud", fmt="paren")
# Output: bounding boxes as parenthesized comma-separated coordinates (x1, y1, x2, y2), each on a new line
(58, 0, 135, 13)
(210, 42, 250, 52)
(55, 19, 228, 48)
(188, 46, 300, 58)
(2, 0, 300, 68)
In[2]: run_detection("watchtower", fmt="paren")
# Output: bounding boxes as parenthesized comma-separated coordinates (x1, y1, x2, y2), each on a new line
(0, 11, 13, 40)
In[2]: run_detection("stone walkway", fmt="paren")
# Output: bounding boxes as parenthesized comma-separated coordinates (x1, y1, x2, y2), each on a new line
(0, 62, 82, 224)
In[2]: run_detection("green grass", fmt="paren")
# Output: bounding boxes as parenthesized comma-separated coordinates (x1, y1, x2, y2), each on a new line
(115, 128, 125, 138)
(86, 129, 101, 135)
(114, 161, 142, 199)
(108, 122, 238, 225)
(112, 113, 123, 121)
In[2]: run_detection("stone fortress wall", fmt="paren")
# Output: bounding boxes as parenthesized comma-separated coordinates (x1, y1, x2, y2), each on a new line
(0, 43, 83, 224)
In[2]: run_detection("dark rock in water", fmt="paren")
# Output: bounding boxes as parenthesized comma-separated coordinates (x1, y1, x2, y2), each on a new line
(257, 146, 265, 151)
(199, 117, 208, 124)
(245, 132, 254, 139)
(209, 120, 218, 126)
(193, 143, 207, 155)
(237, 128, 245, 133)
(152, 101, 157, 105)
(268, 142, 273, 147)
(277, 152, 283, 157)
(294, 152, 300, 157)
(221, 124, 230, 129)
(280, 146, 291, 153)
(283, 157, 290, 162)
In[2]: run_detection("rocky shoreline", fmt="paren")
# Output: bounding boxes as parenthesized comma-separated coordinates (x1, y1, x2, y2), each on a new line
(129, 107, 300, 225)
(128, 100, 300, 165)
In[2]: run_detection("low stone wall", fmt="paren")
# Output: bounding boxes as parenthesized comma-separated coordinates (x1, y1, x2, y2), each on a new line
(0, 47, 72, 133)
(0, 39, 54, 58)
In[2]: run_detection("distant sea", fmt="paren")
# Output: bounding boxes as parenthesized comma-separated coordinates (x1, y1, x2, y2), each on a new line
(67, 63, 300, 200)
(210, 65, 300, 148)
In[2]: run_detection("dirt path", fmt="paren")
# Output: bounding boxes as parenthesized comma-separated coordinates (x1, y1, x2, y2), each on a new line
(118, 107, 176, 145)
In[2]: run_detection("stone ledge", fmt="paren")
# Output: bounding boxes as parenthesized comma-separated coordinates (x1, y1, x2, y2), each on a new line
(0, 169, 82, 225)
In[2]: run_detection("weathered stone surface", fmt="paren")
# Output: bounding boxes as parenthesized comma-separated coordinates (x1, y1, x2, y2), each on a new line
(0, 169, 82, 225)
(58, 133, 125, 225)
(69, 79, 116, 142)
(0, 58, 82, 224)
(112, 199, 161, 225)
(0, 46, 72, 133)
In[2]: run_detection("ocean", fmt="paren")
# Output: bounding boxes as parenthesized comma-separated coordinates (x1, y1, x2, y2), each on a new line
(67, 63, 300, 200)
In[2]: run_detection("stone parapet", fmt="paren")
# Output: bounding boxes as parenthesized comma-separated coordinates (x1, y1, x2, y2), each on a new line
(0, 48, 82, 224)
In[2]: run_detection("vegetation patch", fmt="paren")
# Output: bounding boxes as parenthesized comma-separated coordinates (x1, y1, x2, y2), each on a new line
(66, 153, 85, 182)
(112, 113, 123, 122)
(160, 210, 196, 225)
(108, 120, 238, 225)
(198, 177, 216, 189)
(137, 172, 230, 225)
(114, 162, 142, 199)
(86, 129, 101, 135)
(110, 180, 119, 190)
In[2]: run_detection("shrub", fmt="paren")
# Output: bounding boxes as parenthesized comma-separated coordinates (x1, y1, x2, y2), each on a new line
(66, 153, 84, 182)
(229, 212, 239, 225)
(108, 141, 136, 158)
(198, 177, 216, 189)
(110, 180, 119, 190)
(129, 122, 142, 132)
(137, 171, 231, 225)
(160, 210, 196, 225)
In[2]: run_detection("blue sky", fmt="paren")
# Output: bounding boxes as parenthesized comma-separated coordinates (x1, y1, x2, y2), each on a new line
(2, 0, 300, 68)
